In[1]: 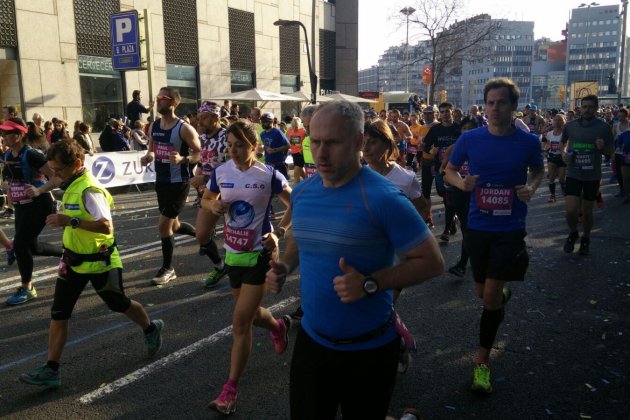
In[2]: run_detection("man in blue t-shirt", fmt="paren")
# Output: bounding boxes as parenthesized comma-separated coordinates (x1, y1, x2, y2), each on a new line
(265, 101, 444, 419)
(445, 78, 544, 395)
(260, 112, 290, 178)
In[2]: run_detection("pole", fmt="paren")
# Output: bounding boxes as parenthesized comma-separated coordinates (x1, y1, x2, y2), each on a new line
(405, 14, 410, 92)
(619, 0, 628, 103)
(311, 0, 317, 103)
(144, 9, 155, 119)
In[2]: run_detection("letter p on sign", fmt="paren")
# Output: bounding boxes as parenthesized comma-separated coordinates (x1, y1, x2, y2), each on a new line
(115, 18, 132, 43)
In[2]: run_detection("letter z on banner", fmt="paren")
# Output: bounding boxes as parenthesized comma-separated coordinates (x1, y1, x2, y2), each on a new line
(85, 151, 155, 188)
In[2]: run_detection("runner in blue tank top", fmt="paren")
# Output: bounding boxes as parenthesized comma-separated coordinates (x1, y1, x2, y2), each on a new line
(141, 87, 201, 285)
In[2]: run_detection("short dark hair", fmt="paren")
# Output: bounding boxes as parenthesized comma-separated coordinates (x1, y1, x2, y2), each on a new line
(483, 78, 520, 105)
(619, 108, 628, 115)
(438, 102, 453, 110)
(581, 94, 599, 108)
(132, 90, 141, 99)
(47, 138, 85, 165)
(159, 86, 181, 103)
(78, 122, 90, 132)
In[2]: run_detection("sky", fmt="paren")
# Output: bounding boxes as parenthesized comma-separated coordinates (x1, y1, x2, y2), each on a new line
(358, 0, 600, 69)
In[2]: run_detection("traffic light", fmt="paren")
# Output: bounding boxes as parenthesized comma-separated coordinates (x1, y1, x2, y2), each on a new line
(440, 90, 447, 103)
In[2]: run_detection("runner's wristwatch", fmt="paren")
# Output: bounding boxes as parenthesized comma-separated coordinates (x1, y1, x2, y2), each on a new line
(363, 274, 379, 296)
(70, 217, 81, 229)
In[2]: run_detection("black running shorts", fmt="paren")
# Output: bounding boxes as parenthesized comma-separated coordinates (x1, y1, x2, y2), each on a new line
(465, 229, 529, 283)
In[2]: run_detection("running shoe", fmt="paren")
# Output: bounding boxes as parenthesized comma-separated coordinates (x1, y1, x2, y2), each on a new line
(144, 319, 164, 356)
(289, 305, 304, 322)
(6, 286, 37, 305)
(270, 318, 289, 354)
(0, 208, 14, 219)
(151, 268, 176, 285)
(192, 197, 201, 208)
(424, 218, 434, 230)
(397, 341, 411, 374)
(578, 237, 590, 256)
(448, 263, 466, 278)
(6, 244, 15, 266)
(20, 365, 60, 388)
(439, 231, 450, 242)
(547, 195, 556, 203)
(563, 231, 579, 254)
(502, 287, 512, 305)
(449, 216, 458, 235)
(209, 381, 238, 415)
(471, 363, 492, 394)
(204, 266, 228, 288)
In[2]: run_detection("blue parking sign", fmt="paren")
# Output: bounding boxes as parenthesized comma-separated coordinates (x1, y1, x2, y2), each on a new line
(110, 10, 142, 70)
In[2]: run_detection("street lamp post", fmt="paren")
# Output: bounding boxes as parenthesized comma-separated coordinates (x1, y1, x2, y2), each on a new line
(618, 0, 628, 103)
(400, 7, 416, 93)
(579, 3, 599, 85)
(274, 19, 318, 104)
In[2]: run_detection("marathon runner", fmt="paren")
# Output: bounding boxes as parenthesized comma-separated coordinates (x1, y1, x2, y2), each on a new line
(1, 117, 63, 305)
(203, 120, 292, 415)
(444, 78, 544, 394)
(140, 87, 201, 285)
(541, 114, 567, 202)
(19, 139, 163, 388)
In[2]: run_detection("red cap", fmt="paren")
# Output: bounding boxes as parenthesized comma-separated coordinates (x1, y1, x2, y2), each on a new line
(0, 119, 28, 134)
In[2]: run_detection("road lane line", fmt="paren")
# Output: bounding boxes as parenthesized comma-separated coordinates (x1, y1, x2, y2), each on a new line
(78, 296, 298, 404)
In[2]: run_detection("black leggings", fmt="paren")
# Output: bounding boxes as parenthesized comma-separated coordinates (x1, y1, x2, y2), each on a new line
(451, 187, 471, 266)
(14, 195, 63, 284)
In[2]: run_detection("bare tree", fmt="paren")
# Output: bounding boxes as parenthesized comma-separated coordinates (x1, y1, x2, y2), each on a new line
(395, 0, 502, 104)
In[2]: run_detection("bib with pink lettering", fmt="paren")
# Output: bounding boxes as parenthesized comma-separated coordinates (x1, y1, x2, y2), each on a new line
(549, 142, 561, 154)
(475, 185, 514, 216)
(407, 145, 418, 154)
(9, 182, 30, 203)
(200, 149, 219, 176)
(459, 161, 470, 176)
(224, 224, 256, 251)
(154, 143, 174, 162)
(305, 164, 317, 178)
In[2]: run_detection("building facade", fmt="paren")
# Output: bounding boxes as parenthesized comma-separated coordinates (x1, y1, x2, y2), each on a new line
(566, 4, 628, 99)
(0, 0, 357, 129)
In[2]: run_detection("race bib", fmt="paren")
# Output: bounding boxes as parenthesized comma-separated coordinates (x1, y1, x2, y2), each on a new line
(9, 182, 30, 203)
(438, 148, 447, 162)
(200, 149, 218, 175)
(476, 185, 514, 216)
(290, 135, 302, 145)
(224, 225, 255, 251)
(154, 143, 174, 163)
(549, 142, 561, 154)
(459, 162, 469, 176)
(574, 151, 594, 170)
(304, 164, 317, 178)
(407, 145, 418, 154)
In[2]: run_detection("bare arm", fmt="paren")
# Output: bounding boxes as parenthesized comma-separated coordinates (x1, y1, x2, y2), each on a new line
(333, 234, 445, 303)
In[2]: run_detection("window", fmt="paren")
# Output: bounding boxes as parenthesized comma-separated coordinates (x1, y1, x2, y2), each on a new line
(228, 8, 256, 92)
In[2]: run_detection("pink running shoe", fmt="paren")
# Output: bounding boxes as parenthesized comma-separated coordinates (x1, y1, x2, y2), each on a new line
(209, 382, 238, 415)
(270, 318, 289, 354)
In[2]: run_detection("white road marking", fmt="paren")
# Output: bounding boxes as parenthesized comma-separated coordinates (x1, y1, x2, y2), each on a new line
(78, 296, 298, 404)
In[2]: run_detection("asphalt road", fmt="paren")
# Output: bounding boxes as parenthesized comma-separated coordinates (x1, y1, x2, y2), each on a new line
(0, 168, 628, 420)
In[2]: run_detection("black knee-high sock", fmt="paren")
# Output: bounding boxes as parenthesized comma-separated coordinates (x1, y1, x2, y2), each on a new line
(175, 222, 196, 237)
(161, 236, 175, 269)
(548, 182, 556, 196)
(479, 307, 505, 350)
(201, 240, 222, 264)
